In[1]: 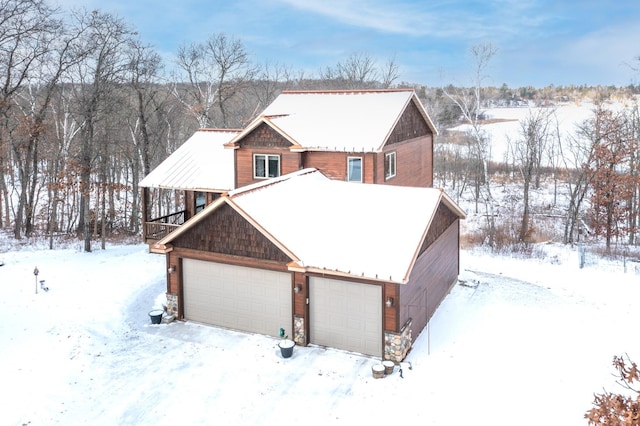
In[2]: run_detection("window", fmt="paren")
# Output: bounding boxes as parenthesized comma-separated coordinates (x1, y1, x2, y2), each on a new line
(347, 157, 362, 182)
(195, 191, 206, 213)
(385, 152, 396, 180)
(254, 154, 280, 179)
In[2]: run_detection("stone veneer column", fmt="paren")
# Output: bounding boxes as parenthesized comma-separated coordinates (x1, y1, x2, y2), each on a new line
(293, 315, 306, 345)
(384, 319, 412, 362)
(165, 293, 178, 316)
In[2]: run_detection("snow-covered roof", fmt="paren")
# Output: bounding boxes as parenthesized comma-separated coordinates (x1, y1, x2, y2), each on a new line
(228, 89, 437, 152)
(158, 169, 465, 284)
(139, 129, 239, 191)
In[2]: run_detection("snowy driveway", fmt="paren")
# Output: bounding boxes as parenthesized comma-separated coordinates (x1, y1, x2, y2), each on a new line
(1, 243, 638, 425)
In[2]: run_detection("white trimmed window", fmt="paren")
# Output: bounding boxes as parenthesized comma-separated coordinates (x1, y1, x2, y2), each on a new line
(254, 154, 280, 179)
(385, 152, 396, 180)
(347, 157, 363, 182)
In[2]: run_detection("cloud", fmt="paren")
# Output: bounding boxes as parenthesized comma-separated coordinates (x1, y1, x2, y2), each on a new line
(276, 0, 438, 36)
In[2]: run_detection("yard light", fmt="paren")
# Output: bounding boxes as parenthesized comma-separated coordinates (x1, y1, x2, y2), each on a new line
(33, 266, 39, 294)
(385, 297, 394, 308)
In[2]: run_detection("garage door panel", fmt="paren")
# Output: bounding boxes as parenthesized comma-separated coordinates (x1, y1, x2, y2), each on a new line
(183, 259, 291, 337)
(310, 277, 382, 357)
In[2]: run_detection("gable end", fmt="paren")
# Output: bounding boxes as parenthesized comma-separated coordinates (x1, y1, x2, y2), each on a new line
(386, 100, 431, 145)
(419, 202, 459, 256)
(238, 122, 292, 148)
(172, 203, 291, 262)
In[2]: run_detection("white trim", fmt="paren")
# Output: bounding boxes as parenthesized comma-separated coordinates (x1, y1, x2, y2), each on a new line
(385, 151, 396, 180)
(253, 153, 281, 179)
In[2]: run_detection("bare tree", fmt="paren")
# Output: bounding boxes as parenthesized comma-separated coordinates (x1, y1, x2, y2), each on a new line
(379, 54, 400, 89)
(0, 0, 59, 231)
(319, 52, 399, 89)
(11, 6, 92, 239)
(509, 108, 554, 242)
(251, 61, 294, 119)
(172, 33, 256, 128)
(337, 51, 378, 89)
(559, 128, 594, 245)
(445, 43, 499, 247)
(68, 9, 136, 252)
(125, 39, 167, 234)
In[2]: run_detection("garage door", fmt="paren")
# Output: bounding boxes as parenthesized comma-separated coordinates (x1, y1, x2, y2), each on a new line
(183, 259, 291, 337)
(309, 277, 382, 357)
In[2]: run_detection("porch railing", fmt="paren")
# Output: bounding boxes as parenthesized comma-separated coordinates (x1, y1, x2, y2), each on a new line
(144, 210, 185, 241)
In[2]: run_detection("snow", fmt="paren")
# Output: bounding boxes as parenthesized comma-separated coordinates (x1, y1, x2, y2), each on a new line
(450, 101, 629, 164)
(228, 168, 452, 283)
(139, 129, 238, 192)
(1, 239, 638, 425)
(256, 90, 422, 151)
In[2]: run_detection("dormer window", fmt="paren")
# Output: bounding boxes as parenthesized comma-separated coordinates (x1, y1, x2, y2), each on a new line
(254, 154, 280, 179)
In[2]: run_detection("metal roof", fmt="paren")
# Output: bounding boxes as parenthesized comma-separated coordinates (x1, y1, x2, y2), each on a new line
(139, 129, 239, 191)
(157, 169, 465, 284)
(228, 89, 437, 152)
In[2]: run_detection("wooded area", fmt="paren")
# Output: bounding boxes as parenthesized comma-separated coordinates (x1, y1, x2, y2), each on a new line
(1, 0, 639, 255)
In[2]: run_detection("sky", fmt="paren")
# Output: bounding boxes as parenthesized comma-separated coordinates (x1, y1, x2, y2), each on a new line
(53, 0, 640, 88)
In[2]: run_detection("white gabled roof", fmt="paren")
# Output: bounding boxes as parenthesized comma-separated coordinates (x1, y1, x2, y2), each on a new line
(230, 89, 437, 152)
(226, 169, 463, 284)
(139, 129, 239, 191)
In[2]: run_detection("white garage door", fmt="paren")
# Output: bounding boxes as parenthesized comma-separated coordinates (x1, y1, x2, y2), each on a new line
(309, 277, 382, 357)
(183, 259, 291, 337)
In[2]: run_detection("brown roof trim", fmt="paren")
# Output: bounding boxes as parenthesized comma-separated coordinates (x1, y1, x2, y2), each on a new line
(196, 128, 243, 132)
(280, 88, 414, 95)
(400, 189, 465, 283)
(224, 116, 300, 149)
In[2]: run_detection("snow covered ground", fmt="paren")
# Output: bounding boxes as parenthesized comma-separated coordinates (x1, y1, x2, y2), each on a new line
(450, 100, 631, 164)
(1, 240, 638, 425)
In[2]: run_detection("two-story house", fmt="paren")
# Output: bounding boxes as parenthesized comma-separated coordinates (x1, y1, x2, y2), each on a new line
(141, 89, 464, 362)
(141, 89, 437, 242)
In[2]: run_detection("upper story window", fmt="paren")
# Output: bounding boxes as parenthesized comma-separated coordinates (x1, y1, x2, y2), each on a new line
(385, 152, 396, 180)
(347, 157, 362, 182)
(254, 154, 280, 179)
(195, 191, 206, 213)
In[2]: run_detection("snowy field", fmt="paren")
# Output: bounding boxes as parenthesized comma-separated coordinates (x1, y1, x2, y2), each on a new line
(451, 100, 630, 164)
(1, 239, 638, 425)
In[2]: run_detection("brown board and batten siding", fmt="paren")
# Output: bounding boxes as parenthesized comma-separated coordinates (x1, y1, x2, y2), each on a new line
(302, 151, 377, 182)
(379, 99, 434, 187)
(236, 149, 302, 188)
(399, 216, 460, 340)
(379, 136, 433, 188)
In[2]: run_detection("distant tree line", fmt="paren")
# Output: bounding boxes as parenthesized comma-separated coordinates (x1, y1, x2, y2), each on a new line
(1, 0, 639, 254)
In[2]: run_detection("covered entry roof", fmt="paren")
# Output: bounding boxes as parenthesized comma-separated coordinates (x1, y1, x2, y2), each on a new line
(155, 169, 465, 284)
(139, 129, 239, 192)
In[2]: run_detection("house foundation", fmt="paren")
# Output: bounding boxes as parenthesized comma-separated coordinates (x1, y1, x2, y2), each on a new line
(384, 319, 412, 362)
(165, 293, 179, 316)
(293, 315, 306, 345)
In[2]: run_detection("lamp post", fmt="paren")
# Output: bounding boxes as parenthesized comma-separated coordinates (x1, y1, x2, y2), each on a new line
(33, 266, 39, 294)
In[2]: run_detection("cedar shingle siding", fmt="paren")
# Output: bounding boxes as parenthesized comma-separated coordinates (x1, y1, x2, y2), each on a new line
(241, 123, 291, 148)
(386, 100, 432, 145)
(173, 203, 291, 262)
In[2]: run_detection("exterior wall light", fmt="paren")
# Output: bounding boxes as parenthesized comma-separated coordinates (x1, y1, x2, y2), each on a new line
(167, 266, 176, 274)
(293, 284, 302, 293)
(385, 297, 394, 308)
